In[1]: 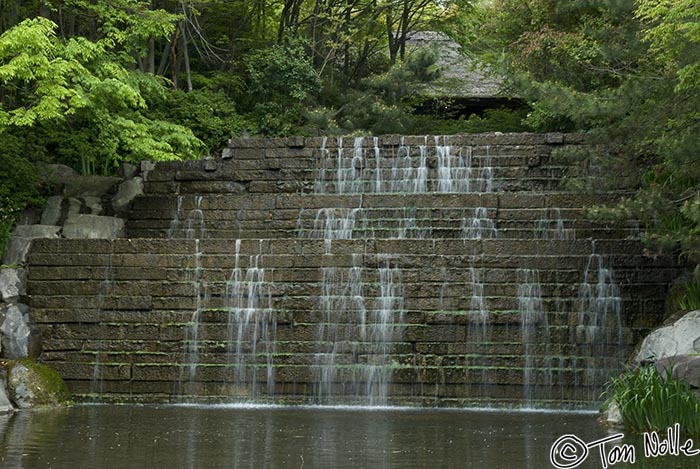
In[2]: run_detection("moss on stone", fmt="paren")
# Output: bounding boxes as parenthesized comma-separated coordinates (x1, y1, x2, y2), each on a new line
(1, 358, 72, 408)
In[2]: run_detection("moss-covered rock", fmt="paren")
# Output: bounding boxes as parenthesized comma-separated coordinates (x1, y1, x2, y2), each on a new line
(1, 359, 71, 408)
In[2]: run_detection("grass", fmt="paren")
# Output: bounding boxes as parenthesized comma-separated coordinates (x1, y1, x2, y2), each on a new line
(606, 365, 700, 437)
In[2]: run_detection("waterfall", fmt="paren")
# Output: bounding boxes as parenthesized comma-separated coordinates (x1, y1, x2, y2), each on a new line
(313, 136, 493, 194)
(466, 267, 490, 398)
(314, 259, 404, 405)
(534, 208, 575, 240)
(301, 208, 365, 254)
(460, 207, 498, 240)
(168, 195, 206, 239)
(89, 250, 114, 401)
(518, 268, 552, 406)
(395, 207, 431, 239)
(225, 239, 277, 399)
(180, 238, 206, 386)
(575, 250, 623, 401)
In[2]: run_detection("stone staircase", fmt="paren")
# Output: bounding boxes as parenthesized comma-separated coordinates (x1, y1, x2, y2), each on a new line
(25, 133, 676, 408)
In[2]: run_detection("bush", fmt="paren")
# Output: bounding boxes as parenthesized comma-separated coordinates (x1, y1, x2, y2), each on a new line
(0, 141, 44, 257)
(147, 89, 246, 156)
(606, 366, 700, 437)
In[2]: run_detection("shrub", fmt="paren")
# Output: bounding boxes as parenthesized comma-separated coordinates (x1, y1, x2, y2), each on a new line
(606, 366, 700, 437)
(0, 143, 44, 257)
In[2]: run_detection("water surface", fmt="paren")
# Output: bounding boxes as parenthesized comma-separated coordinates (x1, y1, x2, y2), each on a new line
(0, 405, 696, 468)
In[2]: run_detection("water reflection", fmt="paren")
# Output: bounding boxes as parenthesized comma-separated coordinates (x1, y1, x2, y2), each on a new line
(0, 406, 697, 468)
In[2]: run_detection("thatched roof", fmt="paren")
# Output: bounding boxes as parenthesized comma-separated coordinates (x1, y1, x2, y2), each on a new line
(406, 31, 504, 99)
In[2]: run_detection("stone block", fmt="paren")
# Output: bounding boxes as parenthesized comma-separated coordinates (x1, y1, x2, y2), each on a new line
(62, 214, 125, 239)
(112, 177, 144, 212)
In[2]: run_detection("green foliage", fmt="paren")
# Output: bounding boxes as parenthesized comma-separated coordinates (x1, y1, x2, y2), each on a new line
(607, 366, 700, 437)
(146, 89, 246, 156)
(0, 144, 43, 256)
(467, 0, 700, 262)
(676, 268, 700, 312)
(410, 107, 530, 135)
(242, 41, 320, 135)
(0, 18, 204, 174)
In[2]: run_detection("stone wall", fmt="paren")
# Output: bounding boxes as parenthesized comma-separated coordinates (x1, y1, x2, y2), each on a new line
(24, 133, 677, 408)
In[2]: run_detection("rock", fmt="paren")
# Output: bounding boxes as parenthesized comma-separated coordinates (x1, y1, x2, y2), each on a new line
(61, 175, 121, 198)
(0, 304, 31, 359)
(1, 225, 61, 265)
(82, 196, 103, 215)
(0, 373, 15, 414)
(545, 133, 565, 144)
(603, 400, 622, 425)
(120, 162, 138, 179)
(4, 360, 71, 409)
(654, 355, 700, 388)
(61, 214, 125, 239)
(40, 196, 65, 226)
(0, 268, 26, 302)
(141, 161, 156, 181)
(66, 197, 82, 218)
(633, 310, 700, 364)
(15, 207, 41, 226)
(112, 177, 144, 212)
(38, 163, 77, 181)
(204, 158, 218, 171)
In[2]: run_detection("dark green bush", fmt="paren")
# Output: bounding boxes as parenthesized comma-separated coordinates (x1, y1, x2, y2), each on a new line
(0, 137, 44, 257)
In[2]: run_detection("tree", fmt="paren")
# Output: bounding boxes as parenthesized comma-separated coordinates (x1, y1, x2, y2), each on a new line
(466, 0, 700, 261)
(0, 17, 204, 174)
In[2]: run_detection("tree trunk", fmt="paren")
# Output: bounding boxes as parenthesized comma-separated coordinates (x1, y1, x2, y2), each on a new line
(180, 24, 193, 91)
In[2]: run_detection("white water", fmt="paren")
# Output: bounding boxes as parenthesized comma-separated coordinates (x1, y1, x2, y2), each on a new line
(225, 239, 277, 398)
(534, 208, 575, 240)
(301, 207, 365, 254)
(314, 259, 405, 405)
(575, 250, 623, 399)
(314, 137, 493, 194)
(460, 207, 498, 240)
(168, 196, 207, 239)
(517, 268, 552, 405)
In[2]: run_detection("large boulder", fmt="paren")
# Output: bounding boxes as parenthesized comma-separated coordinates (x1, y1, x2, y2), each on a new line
(61, 175, 121, 198)
(3, 360, 71, 409)
(0, 372, 14, 414)
(633, 310, 700, 364)
(0, 303, 31, 359)
(0, 268, 26, 302)
(654, 355, 700, 388)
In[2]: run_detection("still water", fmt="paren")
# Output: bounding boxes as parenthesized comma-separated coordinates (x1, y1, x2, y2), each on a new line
(0, 405, 697, 468)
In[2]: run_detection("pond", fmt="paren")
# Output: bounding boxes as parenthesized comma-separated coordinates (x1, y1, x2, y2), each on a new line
(0, 405, 697, 468)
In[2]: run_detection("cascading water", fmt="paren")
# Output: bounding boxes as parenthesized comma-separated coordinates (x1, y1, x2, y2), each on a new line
(89, 250, 114, 401)
(517, 268, 552, 406)
(395, 207, 431, 239)
(534, 208, 575, 240)
(179, 238, 206, 388)
(460, 207, 497, 240)
(364, 262, 405, 405)
(314, 257, 404, 405)
(466, 267, 490, 397)
(168, 196, 210, 394)
(574, 249, 623, 401)
(168, 196, 206, 239)
(224, 239, 276, 399)
(300, 208, 365, 254)
(314, 136, 493, 194)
